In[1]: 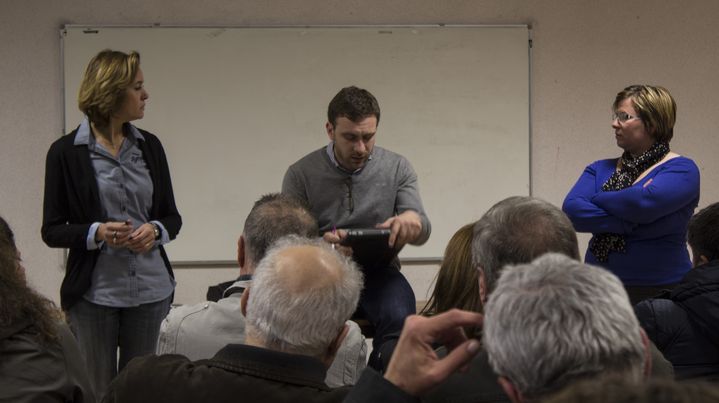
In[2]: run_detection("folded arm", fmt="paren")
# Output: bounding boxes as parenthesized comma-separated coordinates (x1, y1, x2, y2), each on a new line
(590, 159, 700, 224)
(562, 163, 636, 234)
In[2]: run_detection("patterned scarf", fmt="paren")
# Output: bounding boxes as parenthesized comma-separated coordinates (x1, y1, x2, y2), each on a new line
(589, 141, 670, 262)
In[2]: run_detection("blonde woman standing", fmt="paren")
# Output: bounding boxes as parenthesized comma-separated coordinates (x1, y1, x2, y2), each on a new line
(42, 50, 181, 397)
(563, 85, 699, 304)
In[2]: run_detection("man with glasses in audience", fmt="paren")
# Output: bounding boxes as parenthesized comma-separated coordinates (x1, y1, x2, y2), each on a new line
(283, 86, 431, 369)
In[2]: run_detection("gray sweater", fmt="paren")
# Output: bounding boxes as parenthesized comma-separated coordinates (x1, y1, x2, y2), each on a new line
(282, 145, 431, 245)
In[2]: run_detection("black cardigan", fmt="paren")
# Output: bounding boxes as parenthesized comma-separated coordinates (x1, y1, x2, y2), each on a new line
(41, 125, 182, 310)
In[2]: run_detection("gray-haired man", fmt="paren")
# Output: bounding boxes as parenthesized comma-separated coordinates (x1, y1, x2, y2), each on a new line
(484, 253, 647, 402)
(156, 193, 367, 387)
(343, 255, 650, 403)
(106, 237, 363, 402)
(343, 196, 670, 402)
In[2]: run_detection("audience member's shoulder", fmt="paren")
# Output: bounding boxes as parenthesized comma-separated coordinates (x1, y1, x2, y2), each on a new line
(108, 352, 351, 403)
(105, 354, 197, 401)
(158, 302, 216, 344)
(166, 297, 243, 324)
(112, 353, 202, 389)
(166, 301, 215, 321)
(635, 297, 688, 350)
(0, 320, 92, 402)
(0, 321, 65, 369)
(157, 302, 212, 352)
(636, 297, 687, 326)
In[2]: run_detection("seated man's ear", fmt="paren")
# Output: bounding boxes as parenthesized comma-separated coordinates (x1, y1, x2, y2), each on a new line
(690, 246, 710, 267)
(238, 235, 246, 268)
(695, 254, 709, 267)
(497, 376, 523, 403)
(477, 266, 488, 305)
(640, 328, 652, 378)
(240, 287, 250, 317)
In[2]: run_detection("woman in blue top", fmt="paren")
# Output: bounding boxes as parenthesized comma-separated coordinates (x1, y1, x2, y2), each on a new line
(563, 85, 699, 305)
(42, 50, 181, 398)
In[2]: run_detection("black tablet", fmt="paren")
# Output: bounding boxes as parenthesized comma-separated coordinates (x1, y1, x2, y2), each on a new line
(339, 229, 391, 246)
(339, 228, 398, 269)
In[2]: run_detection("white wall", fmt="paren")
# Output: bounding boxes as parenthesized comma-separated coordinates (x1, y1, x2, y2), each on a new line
(2, 0, 718, 305)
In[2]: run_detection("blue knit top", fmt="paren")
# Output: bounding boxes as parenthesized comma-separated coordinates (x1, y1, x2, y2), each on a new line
(563, 156, 700, 286)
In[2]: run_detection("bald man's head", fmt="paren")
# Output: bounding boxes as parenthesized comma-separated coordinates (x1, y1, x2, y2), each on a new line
(244, 236, 363, 359)
(273, 245, 344, 294)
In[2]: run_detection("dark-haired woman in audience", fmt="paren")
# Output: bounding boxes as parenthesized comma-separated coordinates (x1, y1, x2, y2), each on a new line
(418, 223, 511, 403)
(375, 223, 509, 401)
(563, 85, 699, 305)
(41, 49, 181, 396)
(0, 217, 95, 402)
(376, 223, 480, 370)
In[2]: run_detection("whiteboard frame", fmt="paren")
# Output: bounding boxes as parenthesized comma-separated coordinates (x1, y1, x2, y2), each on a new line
(61, 24, 532, 265)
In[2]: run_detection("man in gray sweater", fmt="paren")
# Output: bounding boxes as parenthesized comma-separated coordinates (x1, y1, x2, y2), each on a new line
(282, 86, 431, 369)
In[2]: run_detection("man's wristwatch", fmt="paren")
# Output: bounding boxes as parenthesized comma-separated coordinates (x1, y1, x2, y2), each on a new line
(152, 223, 161, 240)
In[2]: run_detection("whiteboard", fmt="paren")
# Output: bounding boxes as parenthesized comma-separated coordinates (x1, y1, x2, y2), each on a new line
(63, 26, 530, 262)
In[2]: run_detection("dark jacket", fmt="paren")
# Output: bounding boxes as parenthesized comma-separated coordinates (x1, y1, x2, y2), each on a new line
(41, 126, 181, 310)
(103, 344, 349, 403)
(362, 332, 671, 403)
(0, 320, 95, 402)
(420, 344, 672, 403)
(344, 368, 416, 403)
(345, 343, 675, 403)
(423, 350, 509, 403)
(635, 259, 719, 379)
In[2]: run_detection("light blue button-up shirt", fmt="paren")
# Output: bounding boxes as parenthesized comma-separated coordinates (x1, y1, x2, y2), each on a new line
(75, 119, 174, 307)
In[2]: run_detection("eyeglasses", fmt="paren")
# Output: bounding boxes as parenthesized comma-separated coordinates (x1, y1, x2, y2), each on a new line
(344, 177, 354, 214)
(612, 111, 641, 123)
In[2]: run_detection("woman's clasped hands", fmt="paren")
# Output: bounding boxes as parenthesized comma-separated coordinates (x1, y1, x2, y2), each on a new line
(97, 220, 157, 253)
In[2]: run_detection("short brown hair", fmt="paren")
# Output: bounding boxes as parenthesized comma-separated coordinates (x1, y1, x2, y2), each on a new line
(613, 85, 676, 143)
(327, 86, 380, 127)
(473, 196, 580, 293)
(78, 49, 140, 127)
(688, 202, 719, 261)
